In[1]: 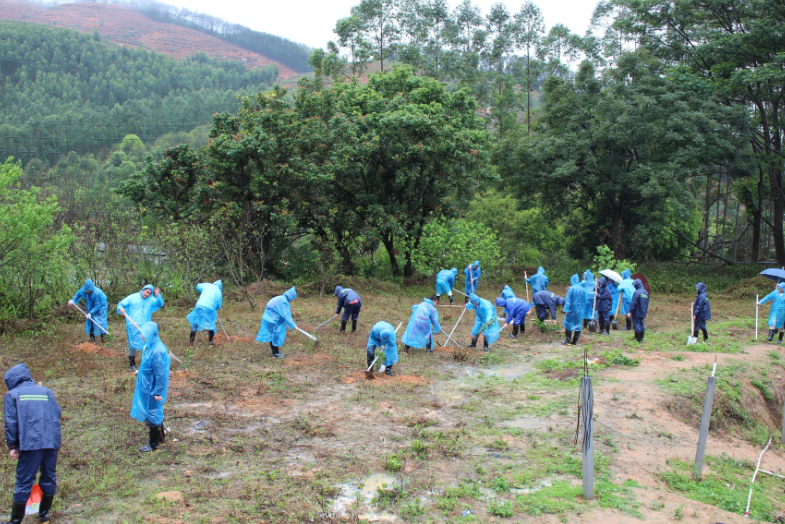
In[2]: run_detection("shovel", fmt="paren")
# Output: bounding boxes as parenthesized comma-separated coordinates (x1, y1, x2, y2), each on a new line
(217, 313, 230, 341)
(365, 355, 380, 380)
(121, 311, 145, 342)
(444, 306, 467, 347)
(70, 302, 110, 335)
(687, 303, 697, 345)
(295, 326, 319, 349)
(314, 314, 338, 330)
(611, 290, 622, 330)
(440, 329, 464, 348)
(588, 282, 598, 333)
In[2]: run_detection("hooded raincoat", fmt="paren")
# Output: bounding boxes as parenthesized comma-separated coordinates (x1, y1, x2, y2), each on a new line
(464, 261, 481, 294)
(186, 280, 223, 332)
(71, 278, 109, 336)
(468, 293, 501, 345)
(367, 321, 399, 367)
(760, 283, 785, 329)
(581, 270, 597, 320)
(130, 323, 170, 426)
(499, 285, 516, 315)
(595, 277, 613, 313)
(526, 267, 549, 293)
(563, 274, 587, 332)
(693, 282, 711, 330)
(117, 285, 165, 354)
(618, 270, 635, 315)
(4, 364, 61, 452)
(495, 297, 530, 326)
(436, 268, 458, 295)
(256, 287, 298, 347)
(609, 280, 620, 316)
(402, 298, 441, 350)
(334, 286, 362, 322)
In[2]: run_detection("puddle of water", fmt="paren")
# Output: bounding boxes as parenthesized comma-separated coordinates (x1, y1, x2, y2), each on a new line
(512, 478, 553, 494)
(462, 362, 534, 379)
(331, 473, 399, 521)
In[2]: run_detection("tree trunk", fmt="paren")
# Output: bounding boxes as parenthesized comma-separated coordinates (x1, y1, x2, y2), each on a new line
(612, 208, 624, 259)
(751, 166, 765, 262)
(381, 236, 400, 277)
(769, 164, 785, 265)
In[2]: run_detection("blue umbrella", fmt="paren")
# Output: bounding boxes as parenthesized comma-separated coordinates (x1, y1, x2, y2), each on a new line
(760, 268, 785, 283)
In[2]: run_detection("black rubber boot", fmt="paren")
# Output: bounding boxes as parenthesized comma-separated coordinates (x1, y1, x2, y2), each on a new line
(623, 317, 632, 331)
(702, 329, 709, 342)
(38, 493, 55, 522)
(449, 295, 454, 305)
(340, 320, 347, 333)
(468, 335, 478, 348)
(779, 332, 784, 345)
(483, 336, 489, 352)
(436, 295, 440, 305)
(385, 364, 394, 377)
(464, 295, 469, 304)
(271, 343, 283, 358)
(562, 330, 572, 345)
(351, 320, 357, 333)
(89, 334, 96, 343)
(633, 331, 641, 342)
(189, 331, 196, 346)
(128, 355, 136, 372)
(768, 329, 776, 341)
(693, 329, 699, 338)
(403, 345, 410, 353)
(571, 331, 580, 346)
(208, 330, 215, 345)
(582, 319, 589, 329)
(140, 426, 161, 452)
(100, 334, 105, 345)
(2, 501, 25, 524)
(520, 323, 525, 335)
(367, 355, 374, 369)
(509, 325, 519, 338)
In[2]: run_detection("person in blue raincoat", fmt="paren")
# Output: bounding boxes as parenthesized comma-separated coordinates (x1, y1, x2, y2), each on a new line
(608, 278, 620, 325)
(402, 296, 441, 353)
(435, 268, 458, 305)
(495, 296, 531, 338)
(627, 279, 650, 342)
(467, 293, 500, 351)
(68, 278, 109, 344)
(463, 261, 481, 302)
(117, 285, 164, 372)
(563, 274, 587, 345)
(595, 277, 613, 335)
(692, 282, 711, 343)
(580, 270, 597, 329)
(130, 322, 170, 453)
(526, 267, 550, 293)
(187, 279, 223, 346)
(366, 321, 398, 376)
(256, 287, 298, 359)
(618, 270, 636, 331)
(759, 282, 785, 344)
(499, 284, 516, 316)
(334, 286, 362, 333)
(3, 363, 61, 524)
(532, 290, 564, 322)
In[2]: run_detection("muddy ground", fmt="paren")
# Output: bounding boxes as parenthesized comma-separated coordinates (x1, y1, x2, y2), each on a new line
(1, 282, 784, 523)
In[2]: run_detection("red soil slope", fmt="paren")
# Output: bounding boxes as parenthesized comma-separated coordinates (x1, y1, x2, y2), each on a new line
(0, 0, 299, 79)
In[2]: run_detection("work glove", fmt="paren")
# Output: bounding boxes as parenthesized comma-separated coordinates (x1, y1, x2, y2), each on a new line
(379, 365, 386, 373)
(86, 314, 91, 319)
(68, 299, 74, 305)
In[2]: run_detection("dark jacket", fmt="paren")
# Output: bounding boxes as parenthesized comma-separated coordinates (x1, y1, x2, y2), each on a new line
(334, 286, 362, 314)
(694, 282, 711, 321)
(4, 364, 61, 451)
(629, 279, 649, 319)
(533, 291, 564, 318)
(595, 277, 613, 313)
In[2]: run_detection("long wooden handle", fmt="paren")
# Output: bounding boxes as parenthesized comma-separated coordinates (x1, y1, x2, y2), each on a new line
(295, 326, 317, 341)
(691, 303, 694, 333)
(71, 303, 110, 335)
(591, 282, 598, 318)
(615, 290, 623, 317)
(524, 271, 530, 302)
(366, 355, 379, 373)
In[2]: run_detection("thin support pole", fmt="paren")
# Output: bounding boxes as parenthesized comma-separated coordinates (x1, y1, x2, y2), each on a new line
(580, 376, 594, 500)
(693, 366, 717, 479)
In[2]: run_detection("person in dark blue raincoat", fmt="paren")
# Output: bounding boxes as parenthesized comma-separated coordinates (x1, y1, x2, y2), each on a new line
(68, 278, 109, 344)
(3, 364, 61, 524)
(595, 277, 613, 335)
(117, 285, 164, 372)
(467, 293, 500, 351)
(526, 266, 550, 294)
(580, 270, 597, 329)
(758, 282, 785, 343)
(463, 261, 481, 302)
(334, 286, 362, 333)
(366, 321, 398, 376)
(130, 322, 170, 452)
(563, 274, 587, 346)
(692, 282, 711, 343)
(532, 290, 564, 322)
(435, 268, 458, 305)
(187, 279, 223, 346)
(627, 279, 650, 342)
(402, 296, 441, 353)
(618, 270, 635, 331)
(256, 287, 298, 359)
(495, 297, 531, 338)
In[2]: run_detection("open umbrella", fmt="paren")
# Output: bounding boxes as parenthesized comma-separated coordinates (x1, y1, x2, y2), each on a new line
(760, 268, 785, 283)
(631, 273, 650, 293)
(599, 269, 623, 285)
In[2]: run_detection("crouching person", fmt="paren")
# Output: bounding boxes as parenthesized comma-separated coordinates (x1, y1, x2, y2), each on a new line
(3, 364, 61, 524)
(130, 322, 170, 453)
(366, 322, 398, 376)
(495, 296, 531, 338)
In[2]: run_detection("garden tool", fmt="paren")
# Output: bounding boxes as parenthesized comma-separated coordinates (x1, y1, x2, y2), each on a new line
(452, 288, 469, 297)
(687, 303, 697, 345)
(440, 329, 463, 348)
(755, 294, 759, 341)
(216, 313, 230, 340)
(588, 282, 598, 333)
(365, 355, 379, 380)
(444, 305, 467, 347)
(295, 326, 319, 349)
(314, 314, 338, 330)
(70, 302, 110, 335)
(524, 271, 530, 301)
(121, 311, 145, 342)
(611, 290, 622, 330)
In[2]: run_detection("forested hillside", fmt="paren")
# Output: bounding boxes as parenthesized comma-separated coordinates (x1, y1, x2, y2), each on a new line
(0, 21, 278, 163)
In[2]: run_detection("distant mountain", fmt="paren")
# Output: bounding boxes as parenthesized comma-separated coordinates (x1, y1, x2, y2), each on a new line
(0, 0, 311, 77)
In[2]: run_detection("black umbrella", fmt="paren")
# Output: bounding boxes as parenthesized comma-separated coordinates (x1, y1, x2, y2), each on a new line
(760, 268, 785, 283)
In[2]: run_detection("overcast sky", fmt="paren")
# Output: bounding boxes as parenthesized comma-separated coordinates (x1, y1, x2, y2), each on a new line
(162, 0, 600, 49)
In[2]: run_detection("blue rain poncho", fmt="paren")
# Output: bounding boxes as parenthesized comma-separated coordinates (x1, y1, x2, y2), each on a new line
(402, 298, 441, 349)
(495, 297, 531, 326)
(256, 287, 297, 347)
(130, 322, 170, 426)
(618, 270, 635, 315)
(435, 268, 458, 295)
(609, 280, 620, 315)
(117, 285, 165, 351)
(367, 321, 399, 366)
(186, 280, 223, 332)
(71, 278, 108, 336)
(581, 270, 597, 320)
(464, 261, 481, 294)
(760, 283, 785, 329)
(468, 293, 501, 345)
(563, 274, 587, 332)
(500, 285, 516, 315)
(526, 267, 549, 293)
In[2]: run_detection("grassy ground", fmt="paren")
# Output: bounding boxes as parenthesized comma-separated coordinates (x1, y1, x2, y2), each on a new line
(1, 280, 784, 523)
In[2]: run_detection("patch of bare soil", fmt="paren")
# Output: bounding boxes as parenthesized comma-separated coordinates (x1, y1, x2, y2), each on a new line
(341, 371, 428, 386)
(284, 353, 334, 367)
(72, 342, 121, 358)
(211, 333, 252, 345)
